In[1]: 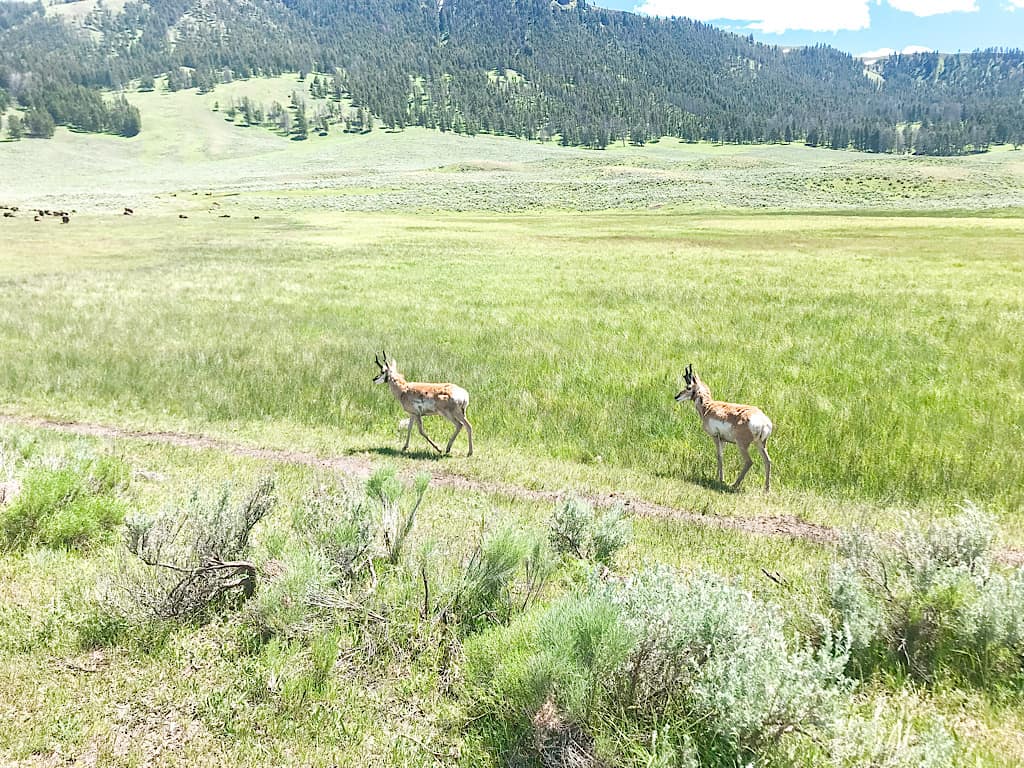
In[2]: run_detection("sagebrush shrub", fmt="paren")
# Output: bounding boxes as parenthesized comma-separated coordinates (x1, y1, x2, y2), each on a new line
(294, 478, 372, 577)
(549, 497, 631, 566)
(611, 566, 851, 755)
(250, 469, 435, 640)
(829, 502, 1023, 685)
(827, 693, 955, 768)
(464, 565, 851, 767)
(123, 476, 276, 620)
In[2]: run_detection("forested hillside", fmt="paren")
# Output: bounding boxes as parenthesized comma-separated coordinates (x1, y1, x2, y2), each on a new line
(1, 0, 1022, 153)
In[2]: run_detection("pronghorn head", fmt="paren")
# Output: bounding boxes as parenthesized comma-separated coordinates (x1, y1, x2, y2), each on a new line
(373, 350, 396, 384)
(675, 364, 699, 402)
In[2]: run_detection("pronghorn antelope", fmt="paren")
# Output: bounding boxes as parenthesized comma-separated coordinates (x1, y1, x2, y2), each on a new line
(675, 364, 773, 492)
(373, 351, 474, 456)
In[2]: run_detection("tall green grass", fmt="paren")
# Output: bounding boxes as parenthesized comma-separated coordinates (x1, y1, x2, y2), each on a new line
(0, 456, 128, 550)
(0, 211, 1021, 508)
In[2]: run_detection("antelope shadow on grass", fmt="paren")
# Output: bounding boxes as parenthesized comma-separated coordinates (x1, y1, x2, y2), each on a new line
(363, 446, 449, 461)
(653, 469, 738, 493)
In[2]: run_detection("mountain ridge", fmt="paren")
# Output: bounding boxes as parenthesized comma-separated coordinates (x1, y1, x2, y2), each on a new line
(1, 0, 1022, 154)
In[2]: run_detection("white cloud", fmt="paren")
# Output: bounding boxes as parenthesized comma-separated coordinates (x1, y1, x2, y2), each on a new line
(857, 44, 935, 61)
(632, 0, 871, 33)
(858, 46, 897, 60)
(900, 44, 936, 54)
(1005, 0, 1024, 8)
(886, 0, 978, 15)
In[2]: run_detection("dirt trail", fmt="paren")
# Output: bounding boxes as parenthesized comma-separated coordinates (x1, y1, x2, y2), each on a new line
(3, 413, 1022, 566)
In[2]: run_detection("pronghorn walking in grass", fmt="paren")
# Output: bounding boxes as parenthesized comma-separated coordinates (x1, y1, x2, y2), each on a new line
(373, 351, 474, 456)
(675, 364, 773, 492)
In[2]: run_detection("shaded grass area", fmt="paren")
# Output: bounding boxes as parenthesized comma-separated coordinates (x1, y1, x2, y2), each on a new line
(0, 211, 1021, 514)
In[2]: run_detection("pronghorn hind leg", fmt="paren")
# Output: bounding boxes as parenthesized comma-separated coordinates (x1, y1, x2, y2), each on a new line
(462, 413, 474, 456)
(757, 440, 771, 493)
(444, 418, 463, 454)
(416, 415, 443, 453)
(733, 442, 754, 490)
(714, 437, 725, 483)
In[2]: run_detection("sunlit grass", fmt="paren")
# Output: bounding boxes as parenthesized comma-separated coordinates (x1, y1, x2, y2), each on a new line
(0, 211, 1021, 514)
(2, 76, 1023, 768)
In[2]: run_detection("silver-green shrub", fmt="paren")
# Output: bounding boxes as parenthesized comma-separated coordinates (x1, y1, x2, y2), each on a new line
(464, 565, 853, 766)
(124, 477, 276, 620)
(828, 502, 1023, 684)
(294, 478, 372, 577)
(549, 496, 631, 566)
(610, 566, 851, 754)
(827, 693, 955, 768)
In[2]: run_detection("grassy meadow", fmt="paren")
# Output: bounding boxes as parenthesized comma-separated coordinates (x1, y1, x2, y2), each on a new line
(1, 74, 1024, 767)
(0, 210, 1022, 517)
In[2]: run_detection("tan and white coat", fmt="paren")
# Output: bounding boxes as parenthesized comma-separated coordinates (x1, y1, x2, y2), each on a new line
(675, 364, 772, 492)
(373, 352, 474, 456)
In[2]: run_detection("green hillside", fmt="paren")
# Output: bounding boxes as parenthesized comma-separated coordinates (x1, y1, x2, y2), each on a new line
(3, 74, 1024, 216)
(1, 0, 1022, 153)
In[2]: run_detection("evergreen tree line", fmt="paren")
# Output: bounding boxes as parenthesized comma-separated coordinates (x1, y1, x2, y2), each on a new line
(0, 0, 1021, 153)
(13, 81, 141, 137)
(217, 82, 372, 138)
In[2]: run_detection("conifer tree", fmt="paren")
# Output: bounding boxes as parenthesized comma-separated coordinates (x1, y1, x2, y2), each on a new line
(7, 113, 23, 140)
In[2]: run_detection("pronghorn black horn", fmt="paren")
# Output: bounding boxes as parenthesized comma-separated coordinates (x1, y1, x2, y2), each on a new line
(375, 353, 382, 367)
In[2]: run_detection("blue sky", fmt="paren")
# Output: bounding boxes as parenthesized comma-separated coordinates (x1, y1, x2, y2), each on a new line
(596, 0, 1024, 57)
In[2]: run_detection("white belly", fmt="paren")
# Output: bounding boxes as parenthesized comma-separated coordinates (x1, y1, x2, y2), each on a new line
(409, 397, 435, 416)
(748, 411, 773, 440)
(704, 418, 736, 442)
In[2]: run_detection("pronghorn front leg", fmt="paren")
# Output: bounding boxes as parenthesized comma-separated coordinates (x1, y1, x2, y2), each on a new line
(714, 437, 725, 483)
(733, 442, 754, 490)
(402, 416, 414, 452)
(416, 415, 443, 453)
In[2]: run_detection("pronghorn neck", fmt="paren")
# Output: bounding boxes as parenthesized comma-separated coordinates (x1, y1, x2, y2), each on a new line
(387, 372, 410, 397)
(692, 385, 714, 419)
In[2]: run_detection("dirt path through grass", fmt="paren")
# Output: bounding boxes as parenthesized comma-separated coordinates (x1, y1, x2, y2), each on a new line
(4, 413, 1022, 566)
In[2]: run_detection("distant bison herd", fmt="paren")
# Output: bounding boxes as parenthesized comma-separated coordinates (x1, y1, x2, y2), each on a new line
(1, 204, 74, 222)
(1, 202, 264, 221)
